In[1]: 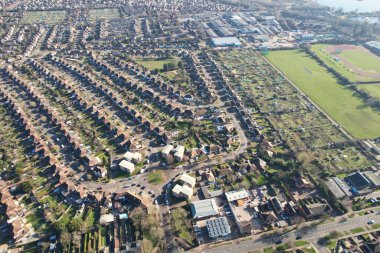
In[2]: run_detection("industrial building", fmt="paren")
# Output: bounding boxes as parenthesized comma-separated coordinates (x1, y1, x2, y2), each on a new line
(211, 37, 242, 47)
(191, 198, 219, 219)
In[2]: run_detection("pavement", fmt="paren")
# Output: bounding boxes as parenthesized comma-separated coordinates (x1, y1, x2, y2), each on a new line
(190, 211, 380, 253)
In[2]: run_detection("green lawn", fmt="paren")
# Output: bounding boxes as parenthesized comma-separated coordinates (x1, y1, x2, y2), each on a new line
(311, 44, 380, 82)
(351, 227, 365, 234)
(294, 241, 310, 247)
(136, 58, 179, 71)
(88, 8, 120, 21)
(358, 84, 380, 100)
(21, 11, 66, 24)
(264, 247, 274, 253)
(371, 223, 380, 229)
(266, 50, 380, 139)
(340, 50, 380, 73)
(147, 171, 164, 185)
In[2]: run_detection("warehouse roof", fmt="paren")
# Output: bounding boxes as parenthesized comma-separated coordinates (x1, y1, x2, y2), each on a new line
(211, 37, 242, 47)
(191, 198, 219, 219)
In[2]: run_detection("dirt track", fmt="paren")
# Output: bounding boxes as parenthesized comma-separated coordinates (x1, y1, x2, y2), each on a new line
(325, 44, 380, 80)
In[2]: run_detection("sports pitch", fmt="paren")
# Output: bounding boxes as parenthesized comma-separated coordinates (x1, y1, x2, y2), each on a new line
(311, 44, 380, 82)
(266, 49, 380, 139)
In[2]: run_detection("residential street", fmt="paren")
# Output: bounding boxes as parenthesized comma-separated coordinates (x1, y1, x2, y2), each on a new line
(191, 211, 380, 253)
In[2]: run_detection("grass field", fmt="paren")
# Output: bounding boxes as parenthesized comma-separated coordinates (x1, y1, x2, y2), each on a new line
(311, 44, 380, 82)
(357, 84, 380, 100)
(88, 8, 120, 21)
(266, 50, 380, 139)
(21, 11, 66, 24)
(135, 57, 179, 71)
(147, 171, 164, 185)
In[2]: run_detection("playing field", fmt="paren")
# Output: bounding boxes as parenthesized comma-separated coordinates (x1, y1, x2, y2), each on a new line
(20, 11, 66, 24)
(357, 84, 380, 100)
(266, 50, 380, 139)
(88, 8, 120, 21)
(135, 57, 179, 71)
(311, 44, 380, 82)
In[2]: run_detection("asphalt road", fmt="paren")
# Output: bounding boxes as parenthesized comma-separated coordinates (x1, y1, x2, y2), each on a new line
(192, 212, 380, 253)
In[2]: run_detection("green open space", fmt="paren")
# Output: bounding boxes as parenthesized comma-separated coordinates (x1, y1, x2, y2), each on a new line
(266, 49, 380, 139)
(357, 84, 380, 100)
(21, 11, 66, 24)
(147, 171, 164, 185)
(136, 57, 179, 72)
(88, 8, 120, 21)
(351, 227, 365, 234)
(294, 241, 310, 247)
(311, 44, 380, 82)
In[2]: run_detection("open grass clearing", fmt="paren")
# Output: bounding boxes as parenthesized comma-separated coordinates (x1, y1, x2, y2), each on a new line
(266, 49, 380, 139)
(351, 227, 365, 234)
(147, 171, 164, 185)
(136, 57, 179, 71)
(88, 8, 120, 21)
(357, 84, 380, 100)
(21, 11, 66, 24)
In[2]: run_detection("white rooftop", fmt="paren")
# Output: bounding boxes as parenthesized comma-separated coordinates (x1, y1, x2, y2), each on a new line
(191, 198, 219, 219)
(180, 174, 196, 187)
(225, 189, 250, 202)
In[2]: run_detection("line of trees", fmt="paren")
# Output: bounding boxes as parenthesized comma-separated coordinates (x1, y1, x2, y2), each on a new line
(301, 45, 350, 84)
(350, 85, 380, 110)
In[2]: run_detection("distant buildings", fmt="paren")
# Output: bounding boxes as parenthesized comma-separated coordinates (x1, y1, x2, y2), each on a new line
(365, 41, 380, 54)
(211, 37, 242, 47)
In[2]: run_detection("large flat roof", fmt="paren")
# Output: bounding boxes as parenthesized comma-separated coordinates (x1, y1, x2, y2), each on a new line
(191, 198, 219, 219)
(211, 37, 242, 47)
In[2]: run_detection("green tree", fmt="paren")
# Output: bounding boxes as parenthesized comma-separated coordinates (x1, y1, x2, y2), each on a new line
(69, 217, 83, 232)
(20, 181, 32, 193)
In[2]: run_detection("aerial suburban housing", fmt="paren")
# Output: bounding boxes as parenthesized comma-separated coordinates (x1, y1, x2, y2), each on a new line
(0, 0, 379, 252)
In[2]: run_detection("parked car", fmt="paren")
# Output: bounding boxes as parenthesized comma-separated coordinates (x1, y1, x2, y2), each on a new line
(368, 220, 375, 225)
